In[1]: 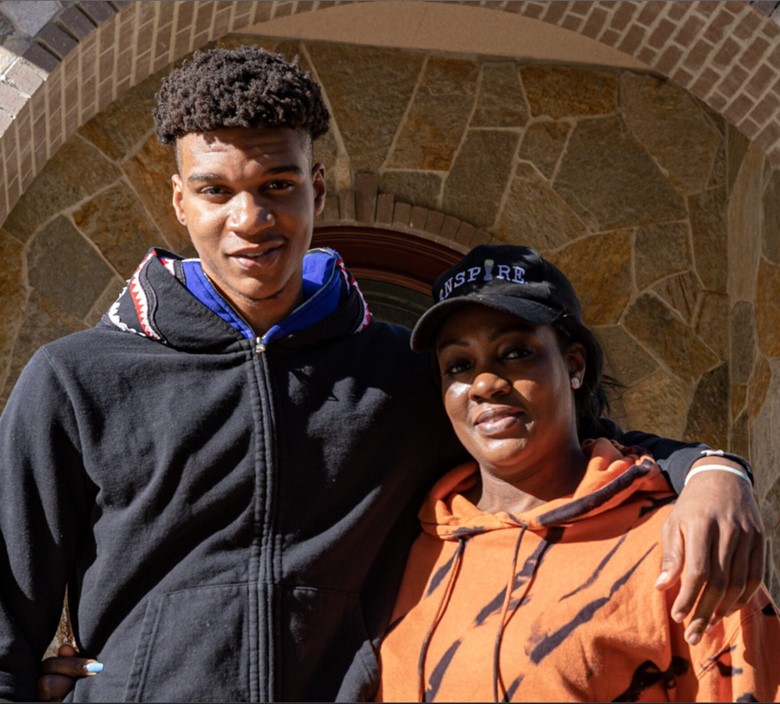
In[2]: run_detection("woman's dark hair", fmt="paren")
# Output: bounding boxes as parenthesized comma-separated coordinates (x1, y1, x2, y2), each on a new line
(153, 45, 330, 147)
(553, 318, 622, 441)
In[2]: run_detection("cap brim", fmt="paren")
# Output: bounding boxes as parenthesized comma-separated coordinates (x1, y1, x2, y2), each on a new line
(410, 293, 561, 352)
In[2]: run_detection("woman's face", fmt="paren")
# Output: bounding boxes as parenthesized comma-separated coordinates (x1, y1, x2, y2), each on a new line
(436, 304, 585, 480)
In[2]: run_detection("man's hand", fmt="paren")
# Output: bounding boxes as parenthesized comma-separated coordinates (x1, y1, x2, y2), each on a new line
(656, 463, 765, 645)
(37, 643, 102, 702)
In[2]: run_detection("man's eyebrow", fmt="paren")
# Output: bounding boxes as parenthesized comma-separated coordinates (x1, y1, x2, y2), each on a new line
(266, 164, 304, 175)
(187, 172, 222, 184)
(186, 164, 304, 184)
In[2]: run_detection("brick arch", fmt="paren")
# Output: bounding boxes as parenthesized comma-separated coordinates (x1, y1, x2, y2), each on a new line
(1, 0, 779, 228)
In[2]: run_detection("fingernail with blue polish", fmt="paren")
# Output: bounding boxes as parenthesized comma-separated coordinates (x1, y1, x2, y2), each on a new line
(85, 662, 104, 674)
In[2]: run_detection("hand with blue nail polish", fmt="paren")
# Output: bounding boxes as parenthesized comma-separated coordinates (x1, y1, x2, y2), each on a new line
(37, 644, 102, 702)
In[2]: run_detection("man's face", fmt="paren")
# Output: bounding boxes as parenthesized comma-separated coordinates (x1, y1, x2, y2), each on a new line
(171, 127, 325, 334)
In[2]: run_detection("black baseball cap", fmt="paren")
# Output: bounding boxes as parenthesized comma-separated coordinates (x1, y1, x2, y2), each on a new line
(411, 244, 590, 353)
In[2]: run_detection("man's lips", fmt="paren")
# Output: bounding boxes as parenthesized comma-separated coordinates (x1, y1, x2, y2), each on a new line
(229, 242, 284, 267)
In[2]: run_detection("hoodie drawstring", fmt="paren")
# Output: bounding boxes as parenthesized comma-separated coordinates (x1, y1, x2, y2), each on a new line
(492, 523, 527, 702)
(418, 537, 467, 702)
(493, 523, 554, 702)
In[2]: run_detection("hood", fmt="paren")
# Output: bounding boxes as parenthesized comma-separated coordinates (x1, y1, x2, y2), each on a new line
(420, 437, 673, 540)
(101, 247, 371, 352)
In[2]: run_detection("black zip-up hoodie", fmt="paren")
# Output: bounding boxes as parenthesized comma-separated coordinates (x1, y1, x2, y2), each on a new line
(0, 248, 725, 702)
(0, 248, 464, 702)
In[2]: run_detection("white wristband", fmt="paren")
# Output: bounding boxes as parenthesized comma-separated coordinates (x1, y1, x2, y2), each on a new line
(684, 463, 753, 487)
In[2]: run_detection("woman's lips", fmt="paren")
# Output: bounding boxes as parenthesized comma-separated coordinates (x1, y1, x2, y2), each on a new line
(473, 407, 526, 435)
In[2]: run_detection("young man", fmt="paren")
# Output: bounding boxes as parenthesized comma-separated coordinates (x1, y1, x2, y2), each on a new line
(0, 46, 764, 702)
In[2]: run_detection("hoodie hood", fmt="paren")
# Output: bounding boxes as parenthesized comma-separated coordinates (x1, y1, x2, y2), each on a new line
(420, 437, 672, 539)
(103, 246, 371, 352)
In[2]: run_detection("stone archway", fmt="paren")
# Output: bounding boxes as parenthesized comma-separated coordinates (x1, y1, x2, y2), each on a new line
(2, 1, 780, 226)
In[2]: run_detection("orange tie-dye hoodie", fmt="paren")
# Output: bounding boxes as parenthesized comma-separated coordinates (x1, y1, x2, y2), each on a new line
(377, 438, 780, 702)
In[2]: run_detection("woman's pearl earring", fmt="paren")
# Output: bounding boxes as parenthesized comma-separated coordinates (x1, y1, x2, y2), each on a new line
(571, 377, 581, 389)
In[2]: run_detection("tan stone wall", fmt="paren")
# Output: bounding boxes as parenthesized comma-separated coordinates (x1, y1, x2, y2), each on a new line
(728, 137, 780, 599)
(2, 1, 780, 227)
(2, 35, 780, 605)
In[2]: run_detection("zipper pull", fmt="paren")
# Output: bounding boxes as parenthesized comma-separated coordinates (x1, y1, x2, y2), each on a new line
(255, 337, 266, 354)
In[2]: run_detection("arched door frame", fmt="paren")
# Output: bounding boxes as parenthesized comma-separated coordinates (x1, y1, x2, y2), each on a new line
(312, 225, 463, 296)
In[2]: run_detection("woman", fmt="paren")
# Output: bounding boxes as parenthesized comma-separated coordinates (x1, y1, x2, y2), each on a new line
(376, 244, 780, 702)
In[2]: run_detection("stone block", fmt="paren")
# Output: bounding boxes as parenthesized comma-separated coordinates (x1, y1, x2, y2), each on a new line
(730, 300, 756, 385)
(424, 210, 444, 236)
(748, 354, 771, 424)
(729, 410, 748, 462)
(548, 230, 633, 326)
(762, 167, 780, 265)
(652, 272, 701, 326)
(496, 162, 585, 251)
(689, 187, 728, 294)
(307, 44, 423, 172)
(727, 144, 762, 303)
(393, 202, 411, 228)
(0, 80, 27, 116)
(518, 121, 570, 180)
(755, 258, 780, 357)
(472, 63, 528, 128)
(59, 5, 96, 40)
(313, 129, 339, 189)
(379, 171, 441, 212)
(593, 324, 657, 388)
(443, 129, 519, 230)
(635, 222, 691, 291)
(5, 59, 45, 96)
(621, 72, 721, 195)
(20, 43, 59, 77)
(749, 358, 780, 494)
(389, 57, 477, 171)
(375, 194, 394, 224)
(122, 134, 187, 254)
(695, 291, 729, 360)
(78, 2, 118, 24)
(354, 173, 379, 223)
(84, 274, 125, 328)
(0, 227, 27, 396)
(683, 363, 729, 449)
(339, 191, 356, 222)
(36, 24, 78, 59)
(521, 65, 617, 119)
(624, 293, 720, 384)
(2, 0, 59, 36)
(410, 206, 428, 232)
(731, 384, 747, 421)
(320, 194, 339, 223)
(3, 135, 121, 242)
(454, 222, 475, 246)
(554, 116, 686, 231)
(0, 290, 87, 409)
(27, 216, 114, 320)
(73, 181, 163, 279)
(707, 138, 727, 191)
(621, 370, 692, 440)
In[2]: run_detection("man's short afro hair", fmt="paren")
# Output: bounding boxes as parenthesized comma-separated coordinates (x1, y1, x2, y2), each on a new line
(153, 45, 330, 145)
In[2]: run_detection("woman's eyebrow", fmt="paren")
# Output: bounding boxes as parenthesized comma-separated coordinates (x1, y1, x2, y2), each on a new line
(436, 322, 537, 353)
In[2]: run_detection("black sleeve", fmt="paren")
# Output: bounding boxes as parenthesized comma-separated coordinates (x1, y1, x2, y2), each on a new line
(590, 418, 753, 495)
(0, 348, 87, 701)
